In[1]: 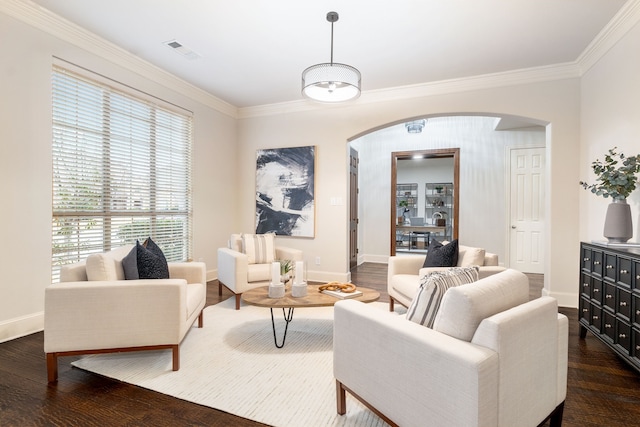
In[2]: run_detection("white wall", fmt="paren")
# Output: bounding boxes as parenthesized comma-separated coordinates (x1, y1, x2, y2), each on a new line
(581, 20, 640, 243)
(351, 116, 545, 265)
(0, 11, 237, 342)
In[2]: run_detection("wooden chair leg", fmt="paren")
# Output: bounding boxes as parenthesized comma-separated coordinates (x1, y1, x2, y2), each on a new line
(198, 310, 204, 328)
(336, 380, 347, 415)
(172, 345, 180, 371)
(235, 294, 241, 310)
(389, 297, 395, 312)
(218, 281, 223, 296)
(46, 353, 58, 383)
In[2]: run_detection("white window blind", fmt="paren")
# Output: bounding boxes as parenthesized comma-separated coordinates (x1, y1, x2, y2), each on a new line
(51, 66, 193, 282)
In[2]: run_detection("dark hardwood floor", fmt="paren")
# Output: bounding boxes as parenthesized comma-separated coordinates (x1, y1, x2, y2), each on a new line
(1, 263, 640, 426)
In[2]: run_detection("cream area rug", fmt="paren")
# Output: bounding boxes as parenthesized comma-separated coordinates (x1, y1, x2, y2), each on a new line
(71, 297, 389, 427)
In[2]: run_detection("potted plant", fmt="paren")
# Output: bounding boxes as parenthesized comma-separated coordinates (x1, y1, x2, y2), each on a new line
(398, 200, 409, 224)
(580, 147, 640, 243)
(278, 259, 294, 284)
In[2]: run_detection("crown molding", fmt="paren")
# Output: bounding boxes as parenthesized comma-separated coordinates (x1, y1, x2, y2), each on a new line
(238, 62, 581, 119)
(577, 0, 640, 73)
(1, 0, 238, 118)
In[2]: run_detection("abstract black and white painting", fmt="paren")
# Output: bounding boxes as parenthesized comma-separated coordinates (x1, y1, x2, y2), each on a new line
(255, 146, 315, 237)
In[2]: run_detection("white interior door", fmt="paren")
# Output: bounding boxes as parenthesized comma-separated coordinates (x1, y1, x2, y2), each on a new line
(509, 147, 545, 273)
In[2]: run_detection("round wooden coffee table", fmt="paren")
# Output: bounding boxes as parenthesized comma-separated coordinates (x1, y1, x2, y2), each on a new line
(242, 283, 380, 348)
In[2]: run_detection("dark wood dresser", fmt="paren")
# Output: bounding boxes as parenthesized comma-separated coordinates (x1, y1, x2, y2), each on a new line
(579, 242, 640, 373)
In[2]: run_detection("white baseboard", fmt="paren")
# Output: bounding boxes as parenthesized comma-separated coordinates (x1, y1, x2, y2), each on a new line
(358, 254, 390, 264)
(542, 288, 578, 308)
(0, 312, 44, 343)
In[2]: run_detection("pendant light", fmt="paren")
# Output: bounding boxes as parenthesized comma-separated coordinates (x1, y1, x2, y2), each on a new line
(302, 11, 361, 103)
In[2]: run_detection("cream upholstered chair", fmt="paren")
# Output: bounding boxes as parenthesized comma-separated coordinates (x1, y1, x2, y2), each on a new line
(387, 243, 505, 311)
(44, 245, 206, 382)
(334, 269, 568, 427)
(217, 233, 303, 309)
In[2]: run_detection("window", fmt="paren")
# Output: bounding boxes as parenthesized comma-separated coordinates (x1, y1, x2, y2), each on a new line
(51, 66, 192, 282)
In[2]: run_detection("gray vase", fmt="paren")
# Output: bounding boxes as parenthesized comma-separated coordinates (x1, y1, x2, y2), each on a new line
(603, 199, 633, 243)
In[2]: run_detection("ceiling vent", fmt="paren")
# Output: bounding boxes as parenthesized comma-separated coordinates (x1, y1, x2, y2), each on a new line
(163, 40, 201, 60)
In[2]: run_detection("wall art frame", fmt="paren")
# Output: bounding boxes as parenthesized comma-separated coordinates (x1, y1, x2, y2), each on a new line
(255, 145, 316, 237)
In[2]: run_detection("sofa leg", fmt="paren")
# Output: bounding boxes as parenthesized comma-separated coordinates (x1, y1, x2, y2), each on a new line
(336, 380, 346, 415)
(198, 310, 204, 328)
(235, 294, 241, 310)
(549, 401, 565, 427)
(389, 297, 395, 312)
(172, 345, 180, 371)
(46, 353, 58, 383)
(218, 281, 223, 296)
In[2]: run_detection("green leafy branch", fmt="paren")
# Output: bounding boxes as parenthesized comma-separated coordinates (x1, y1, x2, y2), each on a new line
(580, 147, 640, 200)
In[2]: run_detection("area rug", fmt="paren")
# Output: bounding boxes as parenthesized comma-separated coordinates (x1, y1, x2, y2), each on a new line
(71, 297, 390, 427)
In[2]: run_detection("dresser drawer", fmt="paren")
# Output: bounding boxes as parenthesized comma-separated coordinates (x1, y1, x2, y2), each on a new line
(633, 293, 640, 327)
(591, 305, 603, 332)
(592, 250, 604, 276)
(604, 282, 616, 311)
(618, 288, 632, 320)
(633, 329, 640, 362)
(602, 311, 616, 343)
(616, 319, 632, 355)
(591, 279, 603, 305)
(580, 273, 592, 298)
(604, 252, 617, 282)
(581, 246, 593, 271)
(634, 261, 640, 290)
(618, 256, 632, 287)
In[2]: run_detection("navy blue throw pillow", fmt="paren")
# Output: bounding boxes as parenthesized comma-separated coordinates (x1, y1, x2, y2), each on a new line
(136, 237, 170, 279)
(423, 239, 459, 268)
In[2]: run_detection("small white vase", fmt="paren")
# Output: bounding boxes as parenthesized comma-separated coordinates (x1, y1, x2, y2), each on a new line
(603, 199, 633, 243)
(268, 283, 285, 298)
(292, 283, 308, 298)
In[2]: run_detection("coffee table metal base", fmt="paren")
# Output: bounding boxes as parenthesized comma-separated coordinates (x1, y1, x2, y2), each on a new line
(270, 307, 294, 348)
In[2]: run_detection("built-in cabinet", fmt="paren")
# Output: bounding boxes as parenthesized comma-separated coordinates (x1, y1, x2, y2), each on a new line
(425, 182, 453, 241)
(579, 242, 640, 373)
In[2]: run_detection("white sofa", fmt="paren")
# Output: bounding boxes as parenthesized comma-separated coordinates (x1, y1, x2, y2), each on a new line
(217, 233, 303, 309)
(334, 269, 568, 427)
(44, 245, 207, 382)
(388, 244, 505, 310)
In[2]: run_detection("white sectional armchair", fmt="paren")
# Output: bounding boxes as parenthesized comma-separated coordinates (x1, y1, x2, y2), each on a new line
(334, 269, 568, 427)
(388, 244, 505, 310)
(217, 233, 303, 309)
(44, 245, 207, 382)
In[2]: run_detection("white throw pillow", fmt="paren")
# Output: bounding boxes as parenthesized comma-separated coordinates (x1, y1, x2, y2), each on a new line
(85, 245, 135, 281)
(242, 233, 276, 264)
(406, 266, 480, 328)
(457, 245, 486, 267)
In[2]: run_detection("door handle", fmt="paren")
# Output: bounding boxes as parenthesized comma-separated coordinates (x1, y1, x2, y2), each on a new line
(511, 226, 516, 229)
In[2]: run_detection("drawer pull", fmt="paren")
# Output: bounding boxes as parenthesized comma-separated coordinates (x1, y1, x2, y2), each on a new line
(594, 261, 601, 265)
(636, 275, 640, 280)
(606, 294, 613, 299)
(605, 323, 612, 328)
(637, 345, 640, 351)
(582, 308, 588, 312)
(619, 334, 627, 339)
(593, 315, 599, 320)
(583, 283, 589, 287)
(606, 264, 613, 269)
(620, 301, 627, 307)
(637, 310, 640, 315)
(620, 269, 628, 274)
(583, 257, 590, 261)
(593, 288, 600, 293)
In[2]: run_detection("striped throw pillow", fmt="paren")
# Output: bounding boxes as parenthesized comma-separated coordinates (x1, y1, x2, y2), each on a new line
(242, 233, 276, 264)
(406, 266, 480, 328)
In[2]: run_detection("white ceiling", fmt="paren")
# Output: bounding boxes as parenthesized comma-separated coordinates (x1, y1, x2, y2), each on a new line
(31, 0, 629, 108)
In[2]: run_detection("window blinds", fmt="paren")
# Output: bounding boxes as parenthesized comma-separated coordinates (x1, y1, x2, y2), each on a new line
(51, 67, 193, 282)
